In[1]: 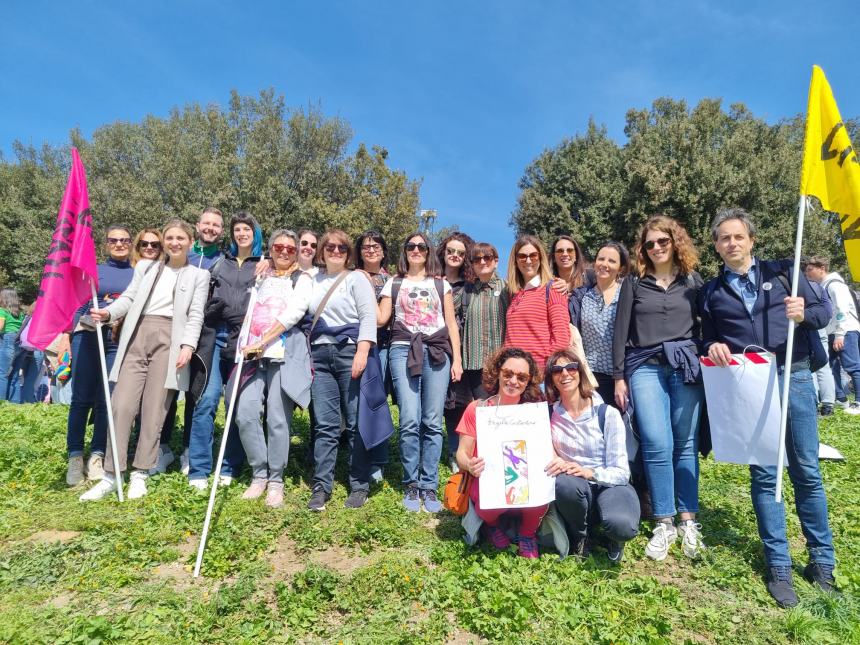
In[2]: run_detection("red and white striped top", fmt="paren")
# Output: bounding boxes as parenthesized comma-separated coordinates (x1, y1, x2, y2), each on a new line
(503, 281, 571, 371)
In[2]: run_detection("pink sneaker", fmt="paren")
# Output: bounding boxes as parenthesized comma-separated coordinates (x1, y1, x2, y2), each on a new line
(517, 536, 539, 559)
(242, 478, 267, 500)
(482, 524, 511, 550)
(265, 482, 284, 508)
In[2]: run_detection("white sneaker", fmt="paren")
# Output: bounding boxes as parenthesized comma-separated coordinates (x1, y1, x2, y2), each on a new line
(80, 475, 118, 502)
(844, 403, 860, 415)
(645, 522, 678, 561)
(128, 471, 149, 499)
(678, 520, 706, 559)
(86, 454, 105, 481)
(180, 449, 190, 476)
(66, 456, 85, 486)
(149, 446, 175, 475)
(219, 475, 234, 487)
(189, 478, 208, 492)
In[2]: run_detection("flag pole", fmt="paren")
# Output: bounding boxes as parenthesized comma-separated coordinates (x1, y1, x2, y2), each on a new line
(775, 195, 808, 500)
(90, 279, 124, 502)
(193, 283, 259, 578)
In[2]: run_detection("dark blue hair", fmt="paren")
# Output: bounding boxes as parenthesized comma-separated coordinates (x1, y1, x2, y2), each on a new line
(228, 211, 263, 257)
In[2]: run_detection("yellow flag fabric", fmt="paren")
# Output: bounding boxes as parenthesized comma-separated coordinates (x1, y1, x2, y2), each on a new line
(801, 65, 860, 280)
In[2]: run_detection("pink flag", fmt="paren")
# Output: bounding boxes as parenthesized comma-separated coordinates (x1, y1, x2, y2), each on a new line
(28, 148, 98, 349)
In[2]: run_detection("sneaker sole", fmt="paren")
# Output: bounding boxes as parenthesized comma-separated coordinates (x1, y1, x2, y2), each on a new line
(645, 548, 669, 561)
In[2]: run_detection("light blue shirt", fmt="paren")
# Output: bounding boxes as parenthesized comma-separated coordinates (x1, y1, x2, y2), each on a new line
(724, 261, 758, 316)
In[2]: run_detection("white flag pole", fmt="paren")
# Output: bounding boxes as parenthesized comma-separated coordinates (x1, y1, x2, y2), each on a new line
(775, 195, 808, 500)
(90, 279, 124, 502)
(193, 283, 259, 578)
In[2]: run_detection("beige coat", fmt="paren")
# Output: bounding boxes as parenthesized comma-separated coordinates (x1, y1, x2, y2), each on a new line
(106, 259, 209, 391)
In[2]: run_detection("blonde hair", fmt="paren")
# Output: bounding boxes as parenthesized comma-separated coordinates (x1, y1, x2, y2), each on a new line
(506, 235, 553, 294)
(131, 228, 163, 266)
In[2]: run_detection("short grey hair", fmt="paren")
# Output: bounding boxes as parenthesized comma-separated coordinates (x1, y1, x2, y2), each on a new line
(711, 207, 757, 241)
(268, 228, 298, 253)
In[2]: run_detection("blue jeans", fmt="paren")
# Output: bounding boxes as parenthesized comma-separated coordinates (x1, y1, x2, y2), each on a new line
(629, 363, 703, 519)
(7, 347, 44, 403)
(830, 331, 860, 401)
(0, 333, 15, 401)
(188, 334, 246, 480)
(310, 342, 370, 493)
(390, 344, 450, 490)
(750, 366, 835, 567)
(370, 344, 392, 469)
(67, 329, 117, 456)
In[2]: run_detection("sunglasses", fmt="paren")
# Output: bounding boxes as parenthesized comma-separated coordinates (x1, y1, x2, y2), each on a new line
(405, 242, 429, 253)
(549, 361, 580, 375)
(324, 243, 349, 254)
(516, 252, 539, 262)
(445, 247, 466, 258)
(362, 243, 381, 252)
(471, 254, 496, 263)
(644, 237, 672, 251)
(272, 243, 297, 255)
(500, 368, 531, 385)
(107, 237, 131, 246)
(300, 240, 318, 249)
(554, 247, 576, 256)
(138, 240, 161, 250)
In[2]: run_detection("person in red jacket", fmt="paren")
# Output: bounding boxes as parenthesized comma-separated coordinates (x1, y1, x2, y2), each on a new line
(503, 235, 570, 372)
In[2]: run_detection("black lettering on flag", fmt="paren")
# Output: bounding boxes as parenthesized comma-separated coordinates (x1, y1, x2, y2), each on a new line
(838, 146, 855, 167)
(822, 122, 843, 161)
(41, 272, 64, 279)
(840, 214, 860, 240)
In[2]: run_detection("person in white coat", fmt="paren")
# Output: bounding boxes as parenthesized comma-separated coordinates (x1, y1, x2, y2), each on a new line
(80, 219, 209, 501)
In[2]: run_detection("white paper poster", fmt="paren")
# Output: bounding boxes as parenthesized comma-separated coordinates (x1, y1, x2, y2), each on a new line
(475, 401, 556, 509)
(701, 352, 784, 466)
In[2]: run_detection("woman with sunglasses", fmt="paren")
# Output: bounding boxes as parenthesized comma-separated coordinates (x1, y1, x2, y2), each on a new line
(306, 230, 378, 511)
(613, 215, 705, 562)
(297, 229, 320, 277)
(63, 225, 135, 487)
(235, 230, 312, 508)
(544, 349, 639, 562)
(131, 228, 163, 266)
(455, 347, 548, 558)
(378, 232, 462, 512)
(79, 219, 209, 501)
(436, 232, 475, 466)
(550, 235, 587, 296)
(503, 235, 570, 372)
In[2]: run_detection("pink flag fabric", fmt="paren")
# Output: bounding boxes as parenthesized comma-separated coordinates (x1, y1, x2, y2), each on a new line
(28, 148, 98, 350)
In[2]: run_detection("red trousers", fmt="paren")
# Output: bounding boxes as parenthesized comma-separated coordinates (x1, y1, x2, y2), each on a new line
(470, 478, 548, 538)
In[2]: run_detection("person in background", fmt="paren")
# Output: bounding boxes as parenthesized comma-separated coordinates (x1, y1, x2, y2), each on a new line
(79, 219, 209, 501)
(0, 287, 27, 401)
(305, 230, 377, 511)
(297, 229, 320, 277)
(378, 232, 462, 513)
(354, 229, 392, 483)
(545, 348, 639, 562)
(503, 235, 570, 372)
(437, 232, 475, 468)
(800, 257, 837, 416)
(131, 228, 163, 266)
(613, 215, 705, 563)
(549, 234, 588, 296)
(62, 225, 134, 486)
(699, 207, 835, 607)
(455, 347, 547, 558)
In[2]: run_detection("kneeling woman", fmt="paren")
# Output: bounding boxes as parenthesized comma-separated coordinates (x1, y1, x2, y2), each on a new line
(544, 349, 639, 561)
(455, 347, 548, 558)
(80, 219, 209, 501)
(237, 230, 312, 508)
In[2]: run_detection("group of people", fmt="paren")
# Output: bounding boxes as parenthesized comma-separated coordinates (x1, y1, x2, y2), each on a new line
(43, 205, 838, 607)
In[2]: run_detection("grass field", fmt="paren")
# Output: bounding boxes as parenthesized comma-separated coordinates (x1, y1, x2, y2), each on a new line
(0, 402, 857, 644)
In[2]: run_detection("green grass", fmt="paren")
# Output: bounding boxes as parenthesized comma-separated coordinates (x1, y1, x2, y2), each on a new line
(0, 401, 857, 643)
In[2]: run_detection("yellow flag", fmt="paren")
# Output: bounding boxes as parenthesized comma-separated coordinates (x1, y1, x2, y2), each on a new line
(801, 65, 860, 280)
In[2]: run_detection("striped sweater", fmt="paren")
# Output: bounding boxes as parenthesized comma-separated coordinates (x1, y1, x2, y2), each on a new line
(503, 283, 571, 370)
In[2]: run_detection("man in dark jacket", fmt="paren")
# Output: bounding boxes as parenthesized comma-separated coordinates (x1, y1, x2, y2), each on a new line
(698, 207, 836, 608)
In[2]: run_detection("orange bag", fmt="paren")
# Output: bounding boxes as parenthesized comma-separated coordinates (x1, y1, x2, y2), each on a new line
(443, 471, 473, 516)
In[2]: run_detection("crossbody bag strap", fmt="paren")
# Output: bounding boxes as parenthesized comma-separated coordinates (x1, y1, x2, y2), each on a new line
(310, 270, 350, 334)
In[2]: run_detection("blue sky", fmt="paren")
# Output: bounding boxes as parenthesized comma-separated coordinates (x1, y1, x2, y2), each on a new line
(2, 1, 859, 258)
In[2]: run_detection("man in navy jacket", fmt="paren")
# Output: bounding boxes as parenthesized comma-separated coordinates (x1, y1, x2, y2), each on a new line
(698, 207, 836, 608)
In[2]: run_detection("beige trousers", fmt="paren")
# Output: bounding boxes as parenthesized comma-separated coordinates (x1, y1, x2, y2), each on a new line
(104, 316, 174, 474)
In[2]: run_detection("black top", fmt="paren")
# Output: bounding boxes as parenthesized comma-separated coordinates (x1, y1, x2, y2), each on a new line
(612, 272, 703, 378)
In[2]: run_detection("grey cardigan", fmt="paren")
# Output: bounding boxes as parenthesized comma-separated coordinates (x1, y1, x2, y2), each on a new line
(105, 259, 209, 390)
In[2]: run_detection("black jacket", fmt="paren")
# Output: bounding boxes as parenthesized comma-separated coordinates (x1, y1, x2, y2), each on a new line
(203, 255, 262, 364)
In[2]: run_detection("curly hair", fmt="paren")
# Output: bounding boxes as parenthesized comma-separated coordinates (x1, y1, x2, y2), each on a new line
(543, 348, 595, 404)
(436, 232, 475, 282)
(550, 235, 586, 290)
(633, 215, 698, 277)
(482, 347, 545, 403)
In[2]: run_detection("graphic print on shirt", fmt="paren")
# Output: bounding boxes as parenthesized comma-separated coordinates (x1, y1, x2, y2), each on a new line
(398, 284, 444, 335)
(503, 439, 529, 505)
(246, 278, 289, 358)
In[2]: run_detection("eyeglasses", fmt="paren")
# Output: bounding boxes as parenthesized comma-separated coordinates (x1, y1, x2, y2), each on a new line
(107, 237, 131, 246)
(644, 237, 672, 251)
(300, 240, 318, 249)
(272, 243, 297, 255)
(500, 368, 530, 385)
(549, 361, 580, 375)
(554, 247, 576, 256)
(138, 240, 161, 250)
(516, 252, 539, 263)
(405, 242, 429, 253)
(324, 243, 349, 254)
(471, 254, 496, 263)
(445, 247, 466, 258)
(362, 243, 381, 252)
